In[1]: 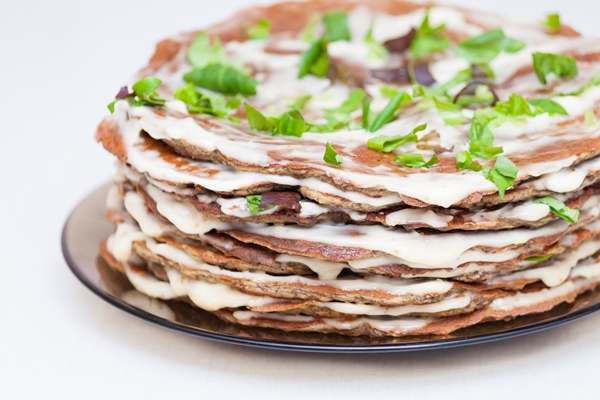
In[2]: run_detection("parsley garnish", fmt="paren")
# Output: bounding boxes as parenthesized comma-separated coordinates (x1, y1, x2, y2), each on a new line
(532, 52, 577, 84)
(433, 97, 465, 125)
(457, 29, 525, 65)
(244, 103, 307, 137)
(247, 19, 271, 40)
(367, 92, 412, 132)
(323, 12, 351, 42)
(532, 196, 580, 223)
(410, 13, 450, 58)
(394, 153, 438, 168)
(468, 108, 504, 159)
(367, 124, 426, 153)
(524, 254, 554, 262)
(298, 39, 329, 78)
(545, 13, 561, 31)
(455, 151, 483, 171)
(323, 142, 343, 165)
(183, 64, 258, 95)
(585, 109, 597, 127)
(528, 98, 568, 115)
(187, 32, 229, 69)
(173, 83, 241, 122)
(289, 95, 312, 110)
(107, 76, 166, 113)
(246, 195, 274, 214)
(483, 156, 518, 198)
(365, 26, 388, 60)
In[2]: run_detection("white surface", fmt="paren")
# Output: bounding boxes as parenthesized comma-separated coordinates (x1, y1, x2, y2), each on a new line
(1, 0, 599, 398)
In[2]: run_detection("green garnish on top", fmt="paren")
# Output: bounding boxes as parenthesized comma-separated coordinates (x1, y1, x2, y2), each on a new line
(298, 39, 329, 78)
(410, 13, 450, 58)
(394, 153, 438, 168)
(457, 29, 525, 65)
(482, 156, 519, 198)
(545, 13, 561, 31)
(184, 64, 258, 96)
(365, 26, 388, 60)
(247, 19, 271, 40)
(433, 97, 465, 126)
(367, 124, 426, 153)
(173, 83, 241, 122)
(187, 32, 229, 69)
(532, 52, 578, 84)
(246, 195, 274, 214)
(323, 142, 343, 165)
(107, 76, 166, 113)
(366, 92, 412, 132)
(244, 103, 308, 137)
(533, 196, 580, 223)
(323, 11, 351, 42)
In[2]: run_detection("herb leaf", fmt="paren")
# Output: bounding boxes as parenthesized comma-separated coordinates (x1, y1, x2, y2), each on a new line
(244, 103, 275, 132)
(468, 109, 504, 159)
(532, 52, 577, 84)
(248, 19, 271, 40)
(367, 124, 426, 153)
(323, 12, 351, 42)
(394, 153, 438, 168)
(298, 39, 329, 78)
(246, 195, 274, 214)
(528, 98, 568, 115)
(289, 95, 312, 110)
(369, 92, 412, 132)
(410, 13, 450, 58)
(545, 13, 561, 31)
(524, 254, 553, 262)
(457, 29, 525, 65)
(532, 196, 580, 223)
(433, 97, 465, 125)
(108, 76, 166, 112)
(187, 32, 229, 69)
(324, 142, 343, 165)
(274, 110, 307, 137)
(585, 109, 597, 127)
(495, 93, 535, 117)
(365, 26, 388, 60)
(184, 64, 258, 95)
(455, 151, 483, 171)
(174, 83, 240, 122)
(483, 156, 518, 198)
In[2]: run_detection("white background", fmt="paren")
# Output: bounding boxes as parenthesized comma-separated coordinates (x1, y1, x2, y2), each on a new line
(1, 0, 599, 398)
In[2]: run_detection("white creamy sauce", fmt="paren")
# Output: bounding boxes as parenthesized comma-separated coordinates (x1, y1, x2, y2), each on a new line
(385, 208, 453, 228)
(275, 254, 345, 280)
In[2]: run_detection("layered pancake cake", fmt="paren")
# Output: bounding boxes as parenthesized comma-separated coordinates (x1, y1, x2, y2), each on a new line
(96, 0, 600, 337)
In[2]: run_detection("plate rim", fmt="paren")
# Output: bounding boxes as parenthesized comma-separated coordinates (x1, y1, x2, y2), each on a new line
(61, 183, 600, 353)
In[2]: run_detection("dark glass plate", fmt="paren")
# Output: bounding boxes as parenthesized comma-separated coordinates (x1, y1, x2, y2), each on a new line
(62, 183, 600, 353)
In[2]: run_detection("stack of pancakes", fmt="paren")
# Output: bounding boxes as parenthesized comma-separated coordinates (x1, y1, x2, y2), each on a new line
(96, 0, 600, 337)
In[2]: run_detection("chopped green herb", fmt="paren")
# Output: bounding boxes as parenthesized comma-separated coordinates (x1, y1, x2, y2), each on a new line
(533, 196, 580, 223)
(561, 71, 600, 96)
(323, 142, 343, 165)
(455, 151, 483, 171)
(323, 11, 351, 42)
(289, 95, 312, 110)
(246, 195, 274, 214)
(365, 26, 388, 60)
(380, 86, 400, 98)
(457, 29, 525, 65)
(455, 85, 495, 106)
(247, 19, 271, 40)
(298, 39, 329, 78)
(244, 103, 275, 132)
(369, 92, 412, 132)
(394, 153, 438, 168)
(433, 97, 465, 125)
(483, 156, 518, 198)
(187, 32, 230, 69)
(309, 90, 366, 132)
(108, 76, 166, 113)
(495, 93, 535, 117)
(528, 98, 568, 115)
(545, 13, 561, 30)
(585, 109, 597, 127)
(328, 89, 366, 114)
(468, 108, 504, 159)
(301, 14, 319, 43)
(367, 124, 426, 153)
(184, 64, 258, 95)
(524, 254, 554, 262)
(173, 83, 240, 122)
(532, 52, 578, 84)
(410, 13, 450, 58)
(274, 110, 307, 137)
